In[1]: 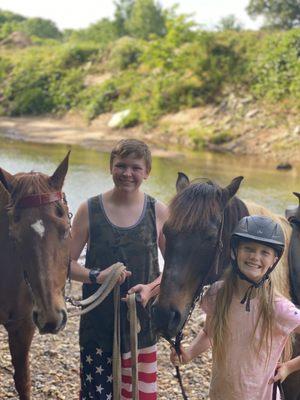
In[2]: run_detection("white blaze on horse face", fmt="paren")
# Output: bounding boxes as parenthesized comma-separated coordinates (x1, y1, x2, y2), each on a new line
(31, 219, 45, 238)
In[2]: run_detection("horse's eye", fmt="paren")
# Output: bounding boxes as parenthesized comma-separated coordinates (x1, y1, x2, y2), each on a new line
(13, 212, 21, 223)
(55, 205, 65, 218)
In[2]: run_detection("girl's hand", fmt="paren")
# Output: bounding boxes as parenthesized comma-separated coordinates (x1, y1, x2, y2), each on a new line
(170, 344, 192, 366)
(269, 362, 290, 384)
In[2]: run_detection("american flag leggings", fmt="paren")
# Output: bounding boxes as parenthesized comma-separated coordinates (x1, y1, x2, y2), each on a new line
(80, 344, 157, 400)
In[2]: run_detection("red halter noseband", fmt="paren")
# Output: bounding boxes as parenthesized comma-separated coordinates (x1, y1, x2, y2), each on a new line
(17, 192, 63, 208)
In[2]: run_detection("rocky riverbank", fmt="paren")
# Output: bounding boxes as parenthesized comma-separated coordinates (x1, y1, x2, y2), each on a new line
(0, 95, 299, 164)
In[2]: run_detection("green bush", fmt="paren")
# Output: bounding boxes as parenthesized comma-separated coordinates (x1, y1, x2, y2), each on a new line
(54, 43, 100, 68)
(209, 130, 233, 145)
(78, 81, 119, 120)
(118, 108, 140, 128)
(251, 29, 300, 100)
(108, 36, 144, 70)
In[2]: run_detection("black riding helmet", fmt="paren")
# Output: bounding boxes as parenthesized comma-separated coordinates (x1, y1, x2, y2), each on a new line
(231, 215, 285, 261)
(230, 215, 285, 311)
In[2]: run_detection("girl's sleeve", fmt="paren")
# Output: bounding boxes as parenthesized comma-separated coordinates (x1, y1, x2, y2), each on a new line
(275, 297, 300, 335)
(200, 281, 222, 316)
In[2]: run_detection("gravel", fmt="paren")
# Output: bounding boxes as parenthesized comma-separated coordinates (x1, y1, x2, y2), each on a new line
(0, 283, 211, 399)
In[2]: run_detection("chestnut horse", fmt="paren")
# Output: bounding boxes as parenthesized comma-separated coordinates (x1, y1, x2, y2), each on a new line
(152, 173, 300, 400)
(0, 152, 71, 400)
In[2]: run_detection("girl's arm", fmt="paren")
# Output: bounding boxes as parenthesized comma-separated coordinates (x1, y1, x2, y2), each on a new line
(270, 324, 300, 384)
(270, 356, 300, 384)
(170, 316, 212, 365)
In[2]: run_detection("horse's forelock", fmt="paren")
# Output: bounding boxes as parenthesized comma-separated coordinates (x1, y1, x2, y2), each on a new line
(8, 172, 52, 209)
(168, 181, 223, 232)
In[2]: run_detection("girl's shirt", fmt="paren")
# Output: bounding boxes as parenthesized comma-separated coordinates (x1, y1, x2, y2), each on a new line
(201, 281, 300, 400)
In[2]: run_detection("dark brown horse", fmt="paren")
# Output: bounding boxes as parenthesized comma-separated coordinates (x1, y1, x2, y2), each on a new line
(0, 153, 71, 400)
(152, 173, 299, 399)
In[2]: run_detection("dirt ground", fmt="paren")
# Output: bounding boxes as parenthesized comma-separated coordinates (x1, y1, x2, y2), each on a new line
(0, 282, 212, 400)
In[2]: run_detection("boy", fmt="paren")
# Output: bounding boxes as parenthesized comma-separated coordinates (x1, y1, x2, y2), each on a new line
(70, 139, 168, 399)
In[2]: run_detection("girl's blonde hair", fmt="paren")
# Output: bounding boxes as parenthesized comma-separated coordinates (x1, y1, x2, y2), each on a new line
(210, 265, 292, 366)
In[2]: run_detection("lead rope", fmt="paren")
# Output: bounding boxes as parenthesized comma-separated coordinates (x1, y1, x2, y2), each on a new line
(68, 263, 140, 400)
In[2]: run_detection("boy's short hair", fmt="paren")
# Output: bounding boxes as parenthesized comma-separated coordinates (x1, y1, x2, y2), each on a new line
(110, 139, 152, 172)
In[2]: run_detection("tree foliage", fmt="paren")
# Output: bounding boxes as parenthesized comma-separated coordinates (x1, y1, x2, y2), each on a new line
(125, 0, 166, 39)
(114, 0, 134, 36)
(247, 0, 300, 29)
(70, 18, 117, 45)
(20, 17, 62, 39)
(216, 14, 243, 31)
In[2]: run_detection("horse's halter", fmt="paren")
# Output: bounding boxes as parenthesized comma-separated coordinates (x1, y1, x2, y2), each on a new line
(165, 213, 225, 400)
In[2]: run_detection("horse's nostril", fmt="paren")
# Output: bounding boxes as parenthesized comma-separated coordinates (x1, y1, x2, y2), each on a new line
(32, 311, 38, 326)
(61, 309, 67, 328)
(168, 309, 181, 333)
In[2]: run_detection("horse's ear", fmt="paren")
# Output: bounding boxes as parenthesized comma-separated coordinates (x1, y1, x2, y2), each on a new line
(49, 151, 70, 190)
(222, 176, 244, 204)
(176, 172, 190, 193)
(0, 168, 17, 194)
(293, 192, 300, 205)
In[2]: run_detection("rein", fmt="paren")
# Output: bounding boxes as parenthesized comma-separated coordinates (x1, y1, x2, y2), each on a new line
(166, 214, 225, 400)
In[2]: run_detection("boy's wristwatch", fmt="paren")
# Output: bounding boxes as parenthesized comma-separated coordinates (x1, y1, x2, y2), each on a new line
(89, 269, 101, 284)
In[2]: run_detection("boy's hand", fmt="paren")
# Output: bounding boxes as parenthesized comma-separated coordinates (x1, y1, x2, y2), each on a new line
(269, 362, 290, 384)
(128, 284, 152, 307)
(170, 344, 192, 366)
(97, 264, 131, 285)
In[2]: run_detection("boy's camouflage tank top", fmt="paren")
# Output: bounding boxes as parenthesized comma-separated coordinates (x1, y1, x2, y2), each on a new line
(80, 194, 160, 353)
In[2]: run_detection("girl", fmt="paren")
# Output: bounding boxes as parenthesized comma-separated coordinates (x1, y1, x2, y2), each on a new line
(171, 215, 300, 400)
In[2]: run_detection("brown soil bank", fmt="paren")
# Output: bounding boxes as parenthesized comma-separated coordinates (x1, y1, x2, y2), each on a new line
(0, 97, 299, 163)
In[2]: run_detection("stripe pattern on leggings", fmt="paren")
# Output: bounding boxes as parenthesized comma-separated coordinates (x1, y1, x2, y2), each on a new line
(80, 344, 157, 400)
(121, 344, 157, 400)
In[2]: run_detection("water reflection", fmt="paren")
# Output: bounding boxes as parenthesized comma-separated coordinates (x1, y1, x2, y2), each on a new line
(0, 137, 299, 215)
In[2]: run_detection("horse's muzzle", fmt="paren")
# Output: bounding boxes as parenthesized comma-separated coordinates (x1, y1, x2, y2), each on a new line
(32, 309, 67, 334)
(151, 303, 182, 338)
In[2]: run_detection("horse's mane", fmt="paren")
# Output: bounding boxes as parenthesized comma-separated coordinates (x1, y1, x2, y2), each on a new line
(7, 172, 52, 210)
(167, 179, 224, 232)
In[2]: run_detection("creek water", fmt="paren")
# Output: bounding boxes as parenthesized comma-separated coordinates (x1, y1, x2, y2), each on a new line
(0, 136, 299, 216)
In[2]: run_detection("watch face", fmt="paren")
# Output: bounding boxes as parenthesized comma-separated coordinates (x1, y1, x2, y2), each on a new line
(89, 269, 100, 283)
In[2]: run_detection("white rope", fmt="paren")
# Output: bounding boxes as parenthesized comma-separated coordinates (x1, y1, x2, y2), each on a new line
(69, 262, 140, 400)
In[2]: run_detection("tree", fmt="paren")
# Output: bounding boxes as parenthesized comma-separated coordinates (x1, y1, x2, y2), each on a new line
(114, 0, 134, 36)
(73, 18, 117, 44)
(125, 0, 166, 39)
(216, 14, 243, 31)
(247, 0, 300, 29)
(21, 17, 62, 39)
